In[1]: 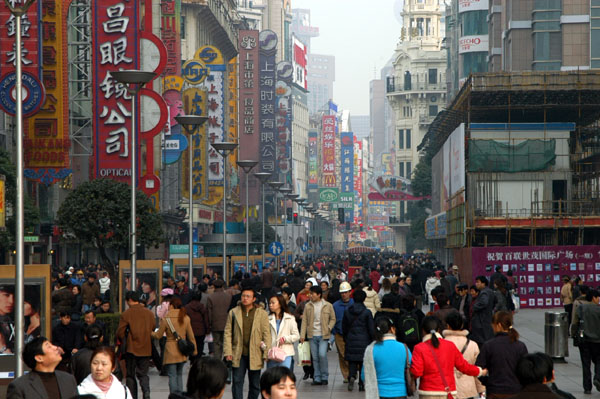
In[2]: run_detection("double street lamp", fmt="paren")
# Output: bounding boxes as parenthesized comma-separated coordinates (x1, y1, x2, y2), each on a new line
(211, 142, 238, 281)
(254, 172, 272, 269)
(110, 70, 156, 296)
(237, 160, 258, 270)
(174, 115, 208, 289)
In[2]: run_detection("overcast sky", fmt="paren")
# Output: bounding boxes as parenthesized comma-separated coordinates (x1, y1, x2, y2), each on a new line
(293, 0, 402, 116)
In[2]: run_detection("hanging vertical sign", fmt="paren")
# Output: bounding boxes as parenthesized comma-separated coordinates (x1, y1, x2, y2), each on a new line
(23, 0, 71, 185)
(92, 0, 139, 182)
(354, 137, 363, 224)
(308, 131, 318, 189)
(321, 115, 336, 187)
(258, 30, 278, 174)
(181, 88, 207, 201)
(276, 61, 293, 184)
(238, 30, 259, 159)
(160, 0, 181, 76)
(227, 57, 240, 205)
(340, 132, 354, 193)
(0, 0, 45, 116)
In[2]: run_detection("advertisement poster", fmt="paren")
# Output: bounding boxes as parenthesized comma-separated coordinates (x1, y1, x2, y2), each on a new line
(0, 283, 44, 356)
(308, 131, 318, 189)
(122, 271, 159, 312)
(472, 245, 600, 308)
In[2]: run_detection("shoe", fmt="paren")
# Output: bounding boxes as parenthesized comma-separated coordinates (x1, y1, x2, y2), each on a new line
(311, 381, 323, 386)
(322, 380, 328, 385)
(343, 378, 348, 383)
(594, 378, 600, 392)
(358, 383, 365, 392)
(303, 372, 310, 380)
(348, 377, 355, 391)
(584, 390, 592, 394)
(327, 342, 332, 351)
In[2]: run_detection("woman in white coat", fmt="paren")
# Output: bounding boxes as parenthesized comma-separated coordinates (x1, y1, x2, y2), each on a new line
(267, 294, 300, 369)
(78, 346, 132, 399)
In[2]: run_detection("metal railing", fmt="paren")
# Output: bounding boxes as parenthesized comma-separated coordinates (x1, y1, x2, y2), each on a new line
(473, 200, 600, 219)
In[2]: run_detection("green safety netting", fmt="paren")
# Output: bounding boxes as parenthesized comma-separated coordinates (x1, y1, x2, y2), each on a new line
(468, 139, 556, 172)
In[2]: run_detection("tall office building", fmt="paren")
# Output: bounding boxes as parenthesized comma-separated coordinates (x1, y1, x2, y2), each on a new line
(307, 54, 335, 115)
(370, 79, 387, 165)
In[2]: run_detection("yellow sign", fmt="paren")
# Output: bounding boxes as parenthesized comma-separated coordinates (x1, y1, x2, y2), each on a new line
(182, 89, 209, 201)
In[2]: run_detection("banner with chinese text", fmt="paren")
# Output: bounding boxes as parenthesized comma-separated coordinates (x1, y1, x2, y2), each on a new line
(258, 30, 277, 174)
(321, 115, 336, 187)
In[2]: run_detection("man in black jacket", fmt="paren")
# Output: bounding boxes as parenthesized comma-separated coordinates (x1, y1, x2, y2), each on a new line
(470, 276, 495, 346)
(51, 311, 83, 372)
(575, 289, 600, 394)
(7, 336, 78, 399)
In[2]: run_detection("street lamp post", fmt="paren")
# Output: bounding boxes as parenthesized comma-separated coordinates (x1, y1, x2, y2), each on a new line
(211, 142, 238, 282)
(174, 115, 208, 289)
(4, 0, 37, 377)
(237, 160, 258, 270)
(287, 194, 299, 262)
(268, 181, 284, 270)
(110, 69, 156, 296)
(254, 172, 272, 269)
(279, 186, 292, 266)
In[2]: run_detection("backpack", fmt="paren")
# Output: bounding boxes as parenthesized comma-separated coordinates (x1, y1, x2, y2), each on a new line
(399, 309, 420, 346)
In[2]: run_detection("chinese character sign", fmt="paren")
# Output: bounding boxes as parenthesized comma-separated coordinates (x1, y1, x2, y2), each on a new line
(227, 57, 240, 205)
(321, 115, 336, 187)
(160, 0, 181, 76)
(24, 0, 71, 185)
(340, 132, 354, 193)
(354, 138, 363, 224)
(92, 0, 139, 182)
(308, 131, 318, 189)
(181, 88, 208, 201)
(238, 30, 259, 159)
(472, 245, 600, 308)
(258, 30, 278, 174)
(276, 61, 293, 183)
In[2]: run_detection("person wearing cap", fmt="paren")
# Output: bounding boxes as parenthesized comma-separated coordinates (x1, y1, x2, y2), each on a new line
(207, 279, 232, 362)
(332, 281, 354, 382)
(157, 287, 174, 319)
(71, 270, 86, 287)
(81, 273, 100, 312)
(174, 275, 191, 305)
(70, 324, 104, 384)
(0, 285, 15, 354)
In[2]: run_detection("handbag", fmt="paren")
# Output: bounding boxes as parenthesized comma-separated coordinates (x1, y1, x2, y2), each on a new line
(297, 341, 311, 366)
(165, 317, 195, 357)
(404, 344, 416, 396)
(426, 342, 455, 399)
(268, 342, 287, 363)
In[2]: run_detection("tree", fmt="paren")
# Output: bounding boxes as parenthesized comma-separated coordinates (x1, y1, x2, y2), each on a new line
(407, 154, 432, 252)
(0, 150, 39, 257)
(57, 179, 163, 310)
(249, 221, 276, 253)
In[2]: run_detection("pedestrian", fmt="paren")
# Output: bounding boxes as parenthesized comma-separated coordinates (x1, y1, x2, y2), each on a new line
(71, 324, 104, 385)
(7, 336, 78, 399)
(475, 310, 528, 399)
(378, 278, 392, 302)
(362, 317, 411, 399)
(442, 311, 485, 399)
(433, 293, 456, 329)
(52, 311, 83, 372)
(260, 366, 297, 399)
(77, 346, 132, 398)
(397, 295, 425, 352)
(71, 284, 84, 321)
(224, 287, 271, 399)
(469, 276, 495, 346)
(207, 279, 232, 361)
(560, 276, 573, 329)
(169, 356, 228, 399)
(81, 273, 101, 312)
(299, 285, 336, 385)
(410, 316, 486, 399)
(261, 266, 274, 300)
(267, 294, 299, 369)
(342, 289, 374, 392)
(331, 281, 354, 382)
(51, 278, 74, 319)
(98, 271, 111, 299)
(510, 352, 561, 399)
(185, 289, 210, 360)
(296, 280, 313, 304)
(573, 289, 600, 394)
(363, 280, 381, 316)
(425, 272, 441, 312)
(152, 296, 198, 394)
(116, 291, 156, 399)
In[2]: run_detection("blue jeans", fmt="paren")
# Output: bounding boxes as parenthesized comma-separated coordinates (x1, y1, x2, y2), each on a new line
(309, 336, 329, 382)
(165, 362, 185, 393)
(267, 355, 293, 369)
(232, 355, 261, 399)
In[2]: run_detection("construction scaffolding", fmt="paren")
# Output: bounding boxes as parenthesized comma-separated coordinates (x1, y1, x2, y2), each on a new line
(422, 71, 600, 248)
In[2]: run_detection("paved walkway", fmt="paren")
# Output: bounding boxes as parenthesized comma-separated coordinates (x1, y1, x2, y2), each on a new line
(145, 307, 588, 399)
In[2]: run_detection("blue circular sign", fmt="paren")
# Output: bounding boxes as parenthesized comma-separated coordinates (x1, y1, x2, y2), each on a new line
(301, 243, 308, 252)
(268, 241, 283, 256)
(0, 72, 45, 116)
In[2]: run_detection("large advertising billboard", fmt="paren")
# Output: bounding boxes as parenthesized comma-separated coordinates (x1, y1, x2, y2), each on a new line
(308, 131, 318, 189)
(458, 0, 489, 12)
(459, 35, 489, 53)
(292, 35, 307, 90)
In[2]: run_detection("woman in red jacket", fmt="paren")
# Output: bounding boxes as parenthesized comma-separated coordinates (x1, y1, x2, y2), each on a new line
(410, 316, 487, 399)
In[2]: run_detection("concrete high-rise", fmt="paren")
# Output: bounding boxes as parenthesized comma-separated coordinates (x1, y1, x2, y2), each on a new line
(350, 115, 370, 140)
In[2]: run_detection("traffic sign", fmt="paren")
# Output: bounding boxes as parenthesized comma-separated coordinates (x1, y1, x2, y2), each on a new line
(24, 236, 39, 243)
(268, 241, 283, 256)
(301, 243, 308, 252)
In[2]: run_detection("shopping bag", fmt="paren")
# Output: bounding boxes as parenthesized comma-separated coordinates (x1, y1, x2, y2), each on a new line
(205, 333, 213, 343)
(297, 341, 311, 366)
